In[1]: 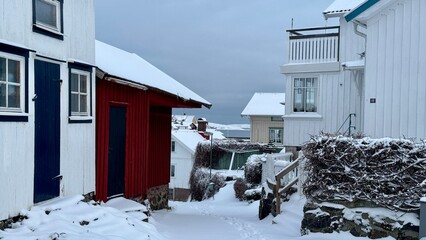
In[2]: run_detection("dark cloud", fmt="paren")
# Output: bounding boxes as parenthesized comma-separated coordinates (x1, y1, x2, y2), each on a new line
(95, 0, 337, 123)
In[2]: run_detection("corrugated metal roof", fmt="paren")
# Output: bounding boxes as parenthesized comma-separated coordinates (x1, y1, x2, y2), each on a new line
(323, 0, 365, 19)
(241, 92, 285, 117)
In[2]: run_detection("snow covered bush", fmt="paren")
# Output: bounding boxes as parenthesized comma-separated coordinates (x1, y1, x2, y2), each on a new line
(233, 178, 249, 200)
(193, 140, 265, 168)
(189, 167, 225, 201)
(302, 134, 426, 211)
(244, 154, 263, 185)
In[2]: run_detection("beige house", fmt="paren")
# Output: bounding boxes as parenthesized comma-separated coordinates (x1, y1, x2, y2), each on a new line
(241, 93, 285, 146)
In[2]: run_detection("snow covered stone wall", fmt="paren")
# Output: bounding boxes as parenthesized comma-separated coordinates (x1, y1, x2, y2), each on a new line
(300, 135, 426, 238)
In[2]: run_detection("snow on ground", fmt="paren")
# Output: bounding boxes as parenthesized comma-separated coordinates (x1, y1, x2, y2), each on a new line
(0, 183, 396, 240)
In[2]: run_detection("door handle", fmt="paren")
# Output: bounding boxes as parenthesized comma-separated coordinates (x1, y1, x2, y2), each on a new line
(32, 94, 37, 101)
(52, 175, 63, 180)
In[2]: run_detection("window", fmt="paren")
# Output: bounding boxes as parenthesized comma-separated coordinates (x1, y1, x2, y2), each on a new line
(68, 62, 93, 123)
(293, 77, 318, 113)
(171, 141, 176, 152)
(269, 128, 283, 145)
(33, 0, 64, 40)
(0, 54, 25, 113)
(170, 165, 175, 177)
(70, 69, 89, 116)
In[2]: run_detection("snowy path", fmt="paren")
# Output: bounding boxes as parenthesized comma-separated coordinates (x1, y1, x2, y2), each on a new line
(151, 183, 394, 240)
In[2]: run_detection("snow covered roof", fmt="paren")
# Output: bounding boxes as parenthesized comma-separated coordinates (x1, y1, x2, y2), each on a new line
(172, 130, 207, 153)
(95, 40, 211, 108)
(323, 0, 365, 19)
(241, 93, 285, 117)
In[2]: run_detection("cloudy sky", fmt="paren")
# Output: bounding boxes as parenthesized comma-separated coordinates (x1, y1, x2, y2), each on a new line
(94, 0, 337, 124)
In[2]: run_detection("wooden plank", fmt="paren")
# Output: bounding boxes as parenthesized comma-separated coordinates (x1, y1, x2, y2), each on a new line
(275, 159, 299, 179)
(279, 178, 299, 194)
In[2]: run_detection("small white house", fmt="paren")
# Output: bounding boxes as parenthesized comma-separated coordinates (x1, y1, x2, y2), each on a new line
(0, 0, 96, 220)
(170, 130, 207, 201)
(241, 93, 285, 146)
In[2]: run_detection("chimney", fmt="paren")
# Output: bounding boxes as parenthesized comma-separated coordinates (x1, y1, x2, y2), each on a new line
(197, 118, 208, 132)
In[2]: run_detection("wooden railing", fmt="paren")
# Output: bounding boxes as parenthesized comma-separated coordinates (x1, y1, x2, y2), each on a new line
(287, 26, 340, 64)
(266, 158, 300, 215)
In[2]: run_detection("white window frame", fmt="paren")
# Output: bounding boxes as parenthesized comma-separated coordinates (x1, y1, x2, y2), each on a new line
(292, 76, 319, 113)
(269, 128, 283, 145)
(70, 69, 90, 116)
(34, 0, 62, 33)
(0, 52, 25, 113)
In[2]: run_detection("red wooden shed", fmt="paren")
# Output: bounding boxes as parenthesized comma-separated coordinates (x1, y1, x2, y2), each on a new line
(95, 40, 211, 209)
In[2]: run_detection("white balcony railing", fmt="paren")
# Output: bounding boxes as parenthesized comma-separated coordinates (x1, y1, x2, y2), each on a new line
(287, 26, 340, 64)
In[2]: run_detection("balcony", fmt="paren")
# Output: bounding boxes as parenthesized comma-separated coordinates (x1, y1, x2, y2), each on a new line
(287, 26, 340, 64)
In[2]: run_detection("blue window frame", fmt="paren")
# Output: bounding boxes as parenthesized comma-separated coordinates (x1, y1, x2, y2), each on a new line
(32, 0, 64, 40)
(0, 43, 31, 122)
(68, 62, 93, 123)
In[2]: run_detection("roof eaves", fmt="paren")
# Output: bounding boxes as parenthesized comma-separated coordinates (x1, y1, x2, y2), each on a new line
(345, 0, 380, 22)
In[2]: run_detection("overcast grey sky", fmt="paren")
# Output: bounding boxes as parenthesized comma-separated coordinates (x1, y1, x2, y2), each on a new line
(95, 0, 337, 124)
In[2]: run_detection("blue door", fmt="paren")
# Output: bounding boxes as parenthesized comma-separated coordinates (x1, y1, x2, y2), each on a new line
(34, 60, 61, 203)
(108, 106, 126, 197)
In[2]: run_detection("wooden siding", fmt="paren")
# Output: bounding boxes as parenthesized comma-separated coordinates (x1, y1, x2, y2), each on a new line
(147, 106, 172, 188)
(96, 79, 149, 202)
(363, 0, 426, 139)
(170, 139, 194, 190)
(0, 1, 95, 220)
(283, 19, 365, 147)
(249, 116, 284, 144)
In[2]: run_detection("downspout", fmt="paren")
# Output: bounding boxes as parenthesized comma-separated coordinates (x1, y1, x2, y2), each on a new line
(352, 20, 367, 39)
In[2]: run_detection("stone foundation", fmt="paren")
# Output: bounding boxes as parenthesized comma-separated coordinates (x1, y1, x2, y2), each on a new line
(170, 188, 191, 202)
(147, 184, 169, 210)
(302, 200, 419, 239)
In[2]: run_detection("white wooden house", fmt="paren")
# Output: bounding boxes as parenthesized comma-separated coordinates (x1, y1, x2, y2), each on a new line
(170, 130, 207, 201)
(281, 0, 426, 148)
(241, 93, 286, 146)
(0, 0, 96, 220)
(281, 0, 366, 148)
(346, 0, 426, 139)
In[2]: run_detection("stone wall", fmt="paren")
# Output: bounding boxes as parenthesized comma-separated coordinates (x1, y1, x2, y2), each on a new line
(171, 188, 191, 202)
(147, 184, 169, 210)
(302, 200, 419, 239)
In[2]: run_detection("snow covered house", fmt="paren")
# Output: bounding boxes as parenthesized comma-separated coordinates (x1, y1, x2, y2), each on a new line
(172, 115, 197, 130)
(170, 130, 207, 201)
(241, 93, 285, 146)
(95, 40, 211, 209)
(281, 0, 426, 149)
(0, 0, 96, 220)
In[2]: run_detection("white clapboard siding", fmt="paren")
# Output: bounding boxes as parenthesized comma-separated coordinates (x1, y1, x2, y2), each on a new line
(283, 20, 365, 147)
(170, 140, 194, 190)
(0, 0, 95, 220)
(363, 0, 426, 139)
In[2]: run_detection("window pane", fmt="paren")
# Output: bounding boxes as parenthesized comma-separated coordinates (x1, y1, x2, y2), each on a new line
(80, 95, 87, 113)
(0, 83, 5, 107)
(36, 0, 57, 28)
(70, 73, 79, 92)
(80, 75, 87, 93)
(294, 86, 304, 112)
(8, 85, 20, 108)
(0, 58, 5, 82)
(8, 59, 20, 83)
(71, 93, 79, 112)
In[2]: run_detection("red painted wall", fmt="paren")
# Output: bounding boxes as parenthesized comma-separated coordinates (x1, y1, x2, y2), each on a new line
(96, 78, 202, 202)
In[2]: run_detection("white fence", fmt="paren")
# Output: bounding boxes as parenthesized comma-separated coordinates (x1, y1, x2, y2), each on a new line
(287, 26, 340, 64)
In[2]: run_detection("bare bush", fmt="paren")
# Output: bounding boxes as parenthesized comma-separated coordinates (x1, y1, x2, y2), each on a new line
(302, 134, 426, 211)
